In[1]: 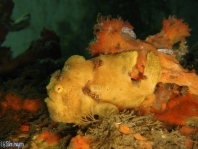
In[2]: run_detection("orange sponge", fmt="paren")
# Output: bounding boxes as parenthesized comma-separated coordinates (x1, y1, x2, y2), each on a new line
(162, 16, 190, 44)
(146, 16, 190, 49)
(88, 14, 138, 55)
(39, 130, 60, 145)
(69, 135, 91, 149)
(23, 99, 43, 112)
(151, 93, 198, 125)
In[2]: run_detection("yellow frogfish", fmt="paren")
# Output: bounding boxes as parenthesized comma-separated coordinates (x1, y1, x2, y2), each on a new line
(45, 14, 198, 124)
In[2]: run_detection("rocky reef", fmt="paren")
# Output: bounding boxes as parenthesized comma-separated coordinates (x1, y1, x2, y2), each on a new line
(1, 2, 198, 147)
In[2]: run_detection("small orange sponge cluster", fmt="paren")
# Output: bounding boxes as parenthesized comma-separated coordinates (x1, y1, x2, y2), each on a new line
(39, 130, 60, 145)
(1, 92, 44, 116)
(68, 135, 91, 149)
